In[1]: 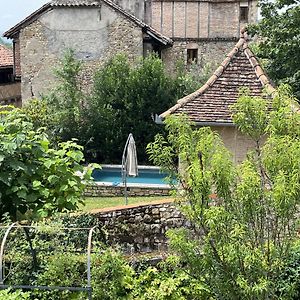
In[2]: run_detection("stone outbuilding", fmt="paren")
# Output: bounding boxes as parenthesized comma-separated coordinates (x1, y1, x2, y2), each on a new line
(3, 0, 172, 101)
(0, 45, 21, 106)
(160, 31, 275, 163)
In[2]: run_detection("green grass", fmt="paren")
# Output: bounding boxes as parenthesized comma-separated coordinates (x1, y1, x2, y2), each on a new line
(78, 196, 171, 212)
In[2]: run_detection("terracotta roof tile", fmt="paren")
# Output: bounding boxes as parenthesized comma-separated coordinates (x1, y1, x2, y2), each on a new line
(0, 44, 13, 68)
(160, 31, 275, 125)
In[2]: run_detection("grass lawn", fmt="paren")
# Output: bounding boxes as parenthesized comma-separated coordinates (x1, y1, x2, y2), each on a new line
(79, 196, 171, 212)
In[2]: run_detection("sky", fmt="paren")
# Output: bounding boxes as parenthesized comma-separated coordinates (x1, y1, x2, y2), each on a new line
(0, 0, 49, 34)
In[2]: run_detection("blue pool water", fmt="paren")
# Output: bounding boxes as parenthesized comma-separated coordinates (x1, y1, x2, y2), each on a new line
(92, 167, 169, 185)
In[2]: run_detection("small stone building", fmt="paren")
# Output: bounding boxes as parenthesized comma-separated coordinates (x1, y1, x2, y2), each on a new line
(3, 0, 172, 101)
(160, 31, 275, 163)
(0, 45, 21, 106)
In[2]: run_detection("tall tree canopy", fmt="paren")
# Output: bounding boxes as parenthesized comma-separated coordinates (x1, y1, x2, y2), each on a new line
(252, 0, 300, 98)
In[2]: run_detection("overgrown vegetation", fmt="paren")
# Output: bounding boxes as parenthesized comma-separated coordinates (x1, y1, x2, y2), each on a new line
(0, 106, 93, 221)
(23, 52, 209, 164)
(147, 84, 300, 299)
(251, 0, 300, 98)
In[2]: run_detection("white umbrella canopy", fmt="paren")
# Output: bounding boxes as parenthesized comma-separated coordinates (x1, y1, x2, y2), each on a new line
(126, 134, 138, 177)
(122, 133, 138, 204)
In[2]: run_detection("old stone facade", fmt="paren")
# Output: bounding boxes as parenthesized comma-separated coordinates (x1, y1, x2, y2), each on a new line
(151, 0, 258, 71)
(4, 0, 258, 103)
(14, 6, 144, 100)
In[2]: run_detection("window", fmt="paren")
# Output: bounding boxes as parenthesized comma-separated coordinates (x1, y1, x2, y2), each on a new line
(187, 49, 198, 64)
(240, 6, 249, 22)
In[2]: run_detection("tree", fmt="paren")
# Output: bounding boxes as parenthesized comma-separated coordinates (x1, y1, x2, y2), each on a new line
(0, 106, 92, 221)
(33, 51, 209, 163)
(147, 85, 300, 299)
(251, 0, 300, 98)
(45, 49, 85, 142)
(88, 54, 205, 163)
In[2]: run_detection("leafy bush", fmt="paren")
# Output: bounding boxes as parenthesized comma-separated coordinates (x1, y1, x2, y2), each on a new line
(0, 106, 92, 221)
(0, 289, 30, 300)
(277, 241, 300, 299)
(131, 255, 211, 300)
(38, 51, 209, 164)
(147, 85, 300, 299)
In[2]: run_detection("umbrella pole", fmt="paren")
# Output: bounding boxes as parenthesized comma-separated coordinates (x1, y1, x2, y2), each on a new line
(122, 135, 131, 206)
(124, 175, 128, 205)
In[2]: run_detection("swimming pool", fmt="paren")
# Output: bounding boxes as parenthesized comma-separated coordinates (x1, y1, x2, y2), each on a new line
(92, 165, 170, 187)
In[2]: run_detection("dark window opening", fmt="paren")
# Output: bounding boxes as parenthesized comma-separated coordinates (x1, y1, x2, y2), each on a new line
(240, 7, 249, 22)
(0, 69, 13, 84)
(187, 49, 198, 64)
(152, 44, 162, 58)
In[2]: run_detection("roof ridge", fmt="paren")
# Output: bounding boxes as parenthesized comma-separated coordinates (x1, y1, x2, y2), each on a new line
(4, 0, 172, 45)
(160, 30, 275, 119)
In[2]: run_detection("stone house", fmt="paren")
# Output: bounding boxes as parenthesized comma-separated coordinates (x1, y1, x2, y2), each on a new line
(4, 0, 258, 103)
(160, 31, 275, 163)
(0, 45, 21, 106)
(3, 0, 172, 101)
(149, 0, 258, 71)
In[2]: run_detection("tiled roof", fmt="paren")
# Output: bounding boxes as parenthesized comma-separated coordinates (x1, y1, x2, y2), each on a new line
(51, 0, 103, 5)
(160, 31, 275, 125)
(4, 0, 172, 46)
(0, 44, 13, 68)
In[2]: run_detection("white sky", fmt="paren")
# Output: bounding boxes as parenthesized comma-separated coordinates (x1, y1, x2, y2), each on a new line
(0, 0, 49, 34)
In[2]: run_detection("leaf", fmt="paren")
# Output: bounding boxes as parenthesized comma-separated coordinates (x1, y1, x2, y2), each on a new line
(33, 180, 42, 189)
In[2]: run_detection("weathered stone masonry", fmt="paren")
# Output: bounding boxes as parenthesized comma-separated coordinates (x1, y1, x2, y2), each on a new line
(85, 184, 171, 197)
(17, 7, 143, 100)
(92, 201, 188, 253)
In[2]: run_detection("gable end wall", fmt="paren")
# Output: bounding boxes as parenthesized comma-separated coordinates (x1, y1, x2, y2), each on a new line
(19, 6, 143, 101)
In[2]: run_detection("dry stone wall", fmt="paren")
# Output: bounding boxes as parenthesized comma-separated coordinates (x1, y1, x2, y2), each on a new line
(85, 184, 171, 197)
(93, 201, 188, 253)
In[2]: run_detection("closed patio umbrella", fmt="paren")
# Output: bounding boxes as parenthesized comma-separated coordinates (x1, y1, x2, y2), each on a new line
(122, 133, 138, 204)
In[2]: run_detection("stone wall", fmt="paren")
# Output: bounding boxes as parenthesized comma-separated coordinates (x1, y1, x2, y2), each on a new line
(162, 39, 237, 73)
(0, 82, 21, 107)
(18, 6, 143, 102)
(85, 184, 171, 197)
(93, 201, 187, 253)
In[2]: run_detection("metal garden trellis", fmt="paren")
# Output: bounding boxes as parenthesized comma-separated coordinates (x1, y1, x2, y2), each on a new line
(0, 223, 99, 300)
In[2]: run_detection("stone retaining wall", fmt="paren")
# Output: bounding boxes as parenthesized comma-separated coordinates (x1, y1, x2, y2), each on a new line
(92, 201, 188, 253)
(85, 184, 171, 197)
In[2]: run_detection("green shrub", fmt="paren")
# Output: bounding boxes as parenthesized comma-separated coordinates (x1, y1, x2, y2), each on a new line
(0, 289, 30, 300)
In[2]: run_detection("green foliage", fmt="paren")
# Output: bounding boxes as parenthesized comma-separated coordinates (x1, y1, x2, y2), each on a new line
(0, 37, 12, 48)
(22, 98, 56, 140)
(276, 241, 300, 299)
(0, 106, 91, 221)
(0, 289, 30, 300)
(130, 255, 211, 300)
(38, 51, 208, 163)
(91, 248, 134, 300)
(88, 53, 190, 163)
(250, 0, 300, 98)
(147, 84, 300, 299)
(45, 49, 84, 142)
